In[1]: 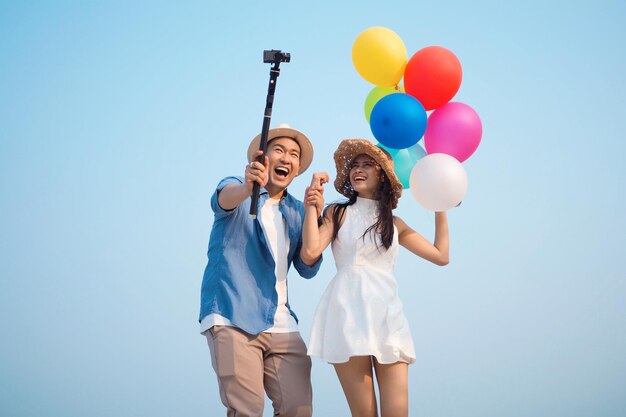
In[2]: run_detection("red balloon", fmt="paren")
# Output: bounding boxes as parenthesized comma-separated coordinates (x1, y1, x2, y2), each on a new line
(404, 46, 462, 111)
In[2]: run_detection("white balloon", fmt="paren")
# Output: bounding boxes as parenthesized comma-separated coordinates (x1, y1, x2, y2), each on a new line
(409, 153, 468, 211)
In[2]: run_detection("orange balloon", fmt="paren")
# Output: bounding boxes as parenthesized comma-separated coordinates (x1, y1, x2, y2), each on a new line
(404, 46, 462, 111)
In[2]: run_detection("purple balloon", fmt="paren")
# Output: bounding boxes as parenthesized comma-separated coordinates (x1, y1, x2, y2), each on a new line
(424, 102, 482, 162)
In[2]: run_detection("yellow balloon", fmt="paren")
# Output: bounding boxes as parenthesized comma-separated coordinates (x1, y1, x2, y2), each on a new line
(352, 27, 407, 87)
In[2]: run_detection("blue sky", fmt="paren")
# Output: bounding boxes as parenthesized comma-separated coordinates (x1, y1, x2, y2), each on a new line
(1, 1, 625, 416)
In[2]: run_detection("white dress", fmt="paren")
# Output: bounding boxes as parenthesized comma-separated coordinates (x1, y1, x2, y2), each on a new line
(307, 197, 416, 364)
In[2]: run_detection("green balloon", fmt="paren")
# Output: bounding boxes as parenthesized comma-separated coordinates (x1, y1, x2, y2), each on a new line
(364, 84, 404, 123)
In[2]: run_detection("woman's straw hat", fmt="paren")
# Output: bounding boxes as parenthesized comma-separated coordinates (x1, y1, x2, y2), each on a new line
(333, 139, 403, 208)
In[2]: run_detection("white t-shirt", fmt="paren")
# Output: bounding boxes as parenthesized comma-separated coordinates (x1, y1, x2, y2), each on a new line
(200, 196, 298, 334)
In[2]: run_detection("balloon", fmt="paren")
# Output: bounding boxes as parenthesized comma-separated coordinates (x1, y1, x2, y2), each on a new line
(424, 102, 482, 162)
(370, 93, 427, 149)
(380, 143, 426, 188)
(364, 84, 404, 123)
(407, 142, 427, 161)
(404, 46, 462, 111)
(393, 144, 427, 188)
(409, 153, 467, 211)
(352, 27, 407, 87)
(378, 143, 426, 188)
(376, 142, 400, 157)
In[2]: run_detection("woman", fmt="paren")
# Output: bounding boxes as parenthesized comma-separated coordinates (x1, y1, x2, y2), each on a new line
(301, 139, 450, 417)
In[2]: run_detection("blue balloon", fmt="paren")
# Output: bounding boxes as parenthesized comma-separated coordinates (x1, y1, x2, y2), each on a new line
(369, 93, 427, 149)
(376, 142, 400, 158)
(408, 142, 427, 160)
(390, 143, 427, 188)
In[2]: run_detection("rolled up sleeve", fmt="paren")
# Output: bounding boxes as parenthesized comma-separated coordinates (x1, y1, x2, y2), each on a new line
(210, 176, 243, 217)
(293, 245, 322, 279)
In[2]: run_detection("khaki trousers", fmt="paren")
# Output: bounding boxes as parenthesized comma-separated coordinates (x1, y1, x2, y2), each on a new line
(206, 326, 313, 417)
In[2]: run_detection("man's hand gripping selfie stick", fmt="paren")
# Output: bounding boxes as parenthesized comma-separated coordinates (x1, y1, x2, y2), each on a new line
(250, 49, 291, 219)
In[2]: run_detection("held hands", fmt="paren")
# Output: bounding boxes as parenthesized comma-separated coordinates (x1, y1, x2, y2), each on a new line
(245, 150, 269, 192)
(305, 172, 329, 218)
(310, 172, 329, 188)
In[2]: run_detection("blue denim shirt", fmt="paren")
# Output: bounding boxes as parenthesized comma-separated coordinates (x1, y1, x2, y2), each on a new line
(199, 176, 322, 335)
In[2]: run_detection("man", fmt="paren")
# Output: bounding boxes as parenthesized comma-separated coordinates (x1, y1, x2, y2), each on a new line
(199, 125, 323, 417)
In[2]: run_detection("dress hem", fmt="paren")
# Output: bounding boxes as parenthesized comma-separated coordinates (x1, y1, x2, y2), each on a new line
(307, 351, 416, 365)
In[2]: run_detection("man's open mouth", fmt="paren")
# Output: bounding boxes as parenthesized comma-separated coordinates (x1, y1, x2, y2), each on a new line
(275, 167, 290, 178)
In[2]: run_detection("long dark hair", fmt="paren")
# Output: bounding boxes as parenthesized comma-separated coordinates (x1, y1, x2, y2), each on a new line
(327, 162, 396, 250)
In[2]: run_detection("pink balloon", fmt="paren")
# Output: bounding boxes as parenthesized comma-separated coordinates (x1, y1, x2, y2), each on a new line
(424, 102, 482, 162)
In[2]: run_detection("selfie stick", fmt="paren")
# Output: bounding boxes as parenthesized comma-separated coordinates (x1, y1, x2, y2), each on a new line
(250, 50, 290, 219)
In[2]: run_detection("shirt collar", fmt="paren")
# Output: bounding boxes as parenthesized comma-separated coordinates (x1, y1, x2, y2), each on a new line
(259, 187, 290, 201)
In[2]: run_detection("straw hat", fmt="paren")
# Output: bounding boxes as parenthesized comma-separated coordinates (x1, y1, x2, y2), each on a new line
(247, 124, 313, 175)
(333, 139, 403, 208)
